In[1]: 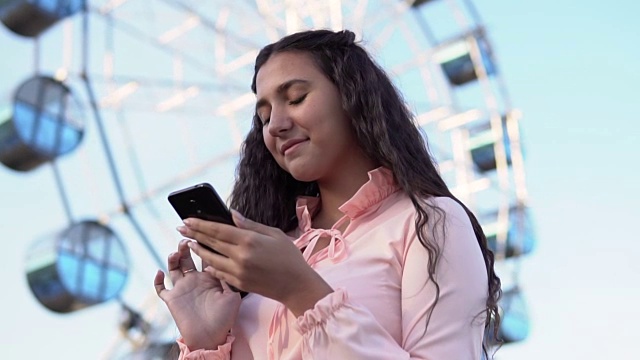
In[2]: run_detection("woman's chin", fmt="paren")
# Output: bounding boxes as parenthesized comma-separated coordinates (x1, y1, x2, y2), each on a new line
(286, 166, 319, 183)
(289, 172, 316, 183)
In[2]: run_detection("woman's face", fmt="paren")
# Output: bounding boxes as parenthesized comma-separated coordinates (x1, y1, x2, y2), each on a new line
(255, 51, 363, 183)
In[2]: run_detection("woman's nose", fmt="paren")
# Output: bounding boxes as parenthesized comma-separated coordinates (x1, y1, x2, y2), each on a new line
(267, 107, 293, 136)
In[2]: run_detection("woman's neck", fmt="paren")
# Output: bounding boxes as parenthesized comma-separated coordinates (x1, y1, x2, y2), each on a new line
(313, 156, 378, 229)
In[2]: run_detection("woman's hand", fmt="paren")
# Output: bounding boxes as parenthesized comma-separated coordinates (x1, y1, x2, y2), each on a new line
(178, 211, 333, 316)
(154, 240, 241, 350)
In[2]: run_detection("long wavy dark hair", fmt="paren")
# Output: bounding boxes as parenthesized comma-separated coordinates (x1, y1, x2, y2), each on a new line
(229, 29, 501, 357)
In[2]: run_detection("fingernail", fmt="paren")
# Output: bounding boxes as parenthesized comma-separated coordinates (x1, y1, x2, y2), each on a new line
(176, 226, 187, 234)
(231, 209, 245, 222)
(183, 219, 192, 226)
(187, 241, 195, 249)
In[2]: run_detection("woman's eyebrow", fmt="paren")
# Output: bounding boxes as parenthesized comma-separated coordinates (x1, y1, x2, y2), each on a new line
(255, 78, 310, 111)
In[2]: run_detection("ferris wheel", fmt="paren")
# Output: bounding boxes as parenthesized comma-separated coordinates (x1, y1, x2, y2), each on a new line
(0, 0, 534, 358)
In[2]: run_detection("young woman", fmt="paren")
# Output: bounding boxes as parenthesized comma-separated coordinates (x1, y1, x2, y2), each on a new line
(154, 29, 501, 359)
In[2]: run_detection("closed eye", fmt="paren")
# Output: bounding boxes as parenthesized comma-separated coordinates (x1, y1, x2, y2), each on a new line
(256, 112, 269, 125)
(260, 93, 307, 125)
(289, 93, 307, 105)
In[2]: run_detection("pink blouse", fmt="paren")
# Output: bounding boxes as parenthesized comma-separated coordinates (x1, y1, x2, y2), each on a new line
(178, 167, 488, 359)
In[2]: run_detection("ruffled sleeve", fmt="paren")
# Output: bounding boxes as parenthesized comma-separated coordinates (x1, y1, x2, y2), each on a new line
(176, 335, 235, 360)
(296, 288, 349, 334)
(295, 289, 408, 359)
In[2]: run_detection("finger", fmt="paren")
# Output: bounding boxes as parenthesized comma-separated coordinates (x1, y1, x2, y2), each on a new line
(204, 265, 239, 293)
(176, 218, 229, 244)
(180, 218, 229, 239)
(177, 239, 197, 271)
(167, 251, 184, 284)
(154, 270, 167, 298)
(201, 257, 211, 270)
(207, 239, 239, 260)
(188, 241, 236, 275)
(231, 209, 283, 238)
(179, 219, 237, 246)
(201, 266, 225, 291)
(180, 232, 236, 259)
(221, 278, 244, 296)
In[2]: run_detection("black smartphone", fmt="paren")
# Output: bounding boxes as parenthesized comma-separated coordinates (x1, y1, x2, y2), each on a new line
(168, 182, 247, 297)
(168, 182, 234, 228)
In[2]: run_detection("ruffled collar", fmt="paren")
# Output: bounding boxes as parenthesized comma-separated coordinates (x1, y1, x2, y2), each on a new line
(268, 168, 399, 358)
(295, 167, 399, 232)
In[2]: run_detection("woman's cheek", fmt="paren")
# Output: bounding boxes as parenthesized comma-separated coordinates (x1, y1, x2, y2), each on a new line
(262, 133, 281, 164)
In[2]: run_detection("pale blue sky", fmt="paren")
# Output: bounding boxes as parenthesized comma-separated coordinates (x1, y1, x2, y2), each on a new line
(1, 1, 638, 359)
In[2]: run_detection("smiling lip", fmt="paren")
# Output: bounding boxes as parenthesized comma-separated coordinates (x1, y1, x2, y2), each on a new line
(280, 138, 308, 155)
